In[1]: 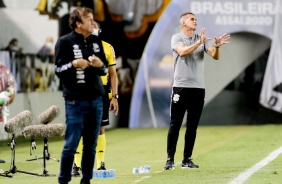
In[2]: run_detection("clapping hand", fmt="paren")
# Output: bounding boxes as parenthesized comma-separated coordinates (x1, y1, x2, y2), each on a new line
(199, 28, 212, 44)
(214, 33, 231, 47)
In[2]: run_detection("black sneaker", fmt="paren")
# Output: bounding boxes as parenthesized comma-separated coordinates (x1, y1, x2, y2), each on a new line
(97, 162, 106, 170)
(164, 158, 174, 170)
(181, 158, 199, 168)
(0, 160, 5, 163)
(71, 164, 81, 177)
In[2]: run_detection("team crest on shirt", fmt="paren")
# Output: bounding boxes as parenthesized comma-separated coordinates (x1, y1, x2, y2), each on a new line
(73, 44, 79, 50)
(172, 94, 180, 103)
(93, 43, 100, 52)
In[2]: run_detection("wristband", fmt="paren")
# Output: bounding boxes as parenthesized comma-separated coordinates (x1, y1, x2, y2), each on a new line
(214, 45, 220, 48)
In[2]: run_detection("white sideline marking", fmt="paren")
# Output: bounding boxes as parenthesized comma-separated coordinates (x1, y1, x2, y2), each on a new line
(229, 145, 282, 184)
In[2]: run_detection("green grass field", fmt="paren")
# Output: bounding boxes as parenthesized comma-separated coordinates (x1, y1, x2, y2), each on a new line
(1, 125, 282, 184)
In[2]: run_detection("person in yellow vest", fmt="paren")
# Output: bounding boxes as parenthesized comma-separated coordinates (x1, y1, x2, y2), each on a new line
(72, 22, 119, 176)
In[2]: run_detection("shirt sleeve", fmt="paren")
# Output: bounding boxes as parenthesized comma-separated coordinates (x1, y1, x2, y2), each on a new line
(204, 40, 214, 53)
(108, 44, 116, 66)
(54, 37, 74, 78)
(171, 34, 183, 51)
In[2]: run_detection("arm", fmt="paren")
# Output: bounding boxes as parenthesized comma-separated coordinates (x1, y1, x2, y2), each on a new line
(108, 44, 118, 115)
(54, 38, 77, 78)
(175, 42, 202, 57)
(207, 33, 231, 60)
(109, 65, 118, 115)
(0, 65, 16, 105)
(54, 38, 92, 80)
(174, 28, 212, 57)
(207, 45, 221, 60)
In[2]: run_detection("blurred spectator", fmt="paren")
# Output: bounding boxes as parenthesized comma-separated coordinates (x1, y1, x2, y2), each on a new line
(1, 38, 23, 92)
(37, 36, 55, 62)
(2, 38, 23, 57)
(36, 37, 55, 91)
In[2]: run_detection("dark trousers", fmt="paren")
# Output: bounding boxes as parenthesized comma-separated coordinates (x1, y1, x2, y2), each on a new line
(167, 87, 205, 160)
(58, 97, 103, 184)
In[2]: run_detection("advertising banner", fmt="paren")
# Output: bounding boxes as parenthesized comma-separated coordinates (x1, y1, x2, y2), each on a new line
(260, 0, 282, 113)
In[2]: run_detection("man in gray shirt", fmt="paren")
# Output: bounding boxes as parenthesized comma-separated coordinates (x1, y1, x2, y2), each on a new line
(164, 12, 231, 170)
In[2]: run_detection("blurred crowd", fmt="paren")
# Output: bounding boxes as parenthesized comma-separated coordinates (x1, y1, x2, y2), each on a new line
(0, 37, 57, 92)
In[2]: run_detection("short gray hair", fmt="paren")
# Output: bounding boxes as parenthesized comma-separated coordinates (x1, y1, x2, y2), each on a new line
(179, 12, 194, 25)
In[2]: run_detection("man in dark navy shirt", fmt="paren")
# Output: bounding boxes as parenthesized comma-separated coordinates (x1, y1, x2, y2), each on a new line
(55, 7, 108, 184)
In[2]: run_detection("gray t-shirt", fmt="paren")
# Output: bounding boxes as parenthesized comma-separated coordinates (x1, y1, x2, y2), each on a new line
(171, 33, 211, 89)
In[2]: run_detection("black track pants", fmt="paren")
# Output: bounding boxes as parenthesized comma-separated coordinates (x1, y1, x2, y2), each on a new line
(166, 87, 205, 159)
